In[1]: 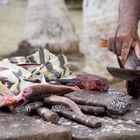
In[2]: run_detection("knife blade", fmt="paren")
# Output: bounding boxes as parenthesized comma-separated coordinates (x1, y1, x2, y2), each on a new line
(106, 67, 140, 81)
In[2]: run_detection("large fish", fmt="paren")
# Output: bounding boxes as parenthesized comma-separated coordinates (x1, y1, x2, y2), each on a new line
(15, 83, 80, 106)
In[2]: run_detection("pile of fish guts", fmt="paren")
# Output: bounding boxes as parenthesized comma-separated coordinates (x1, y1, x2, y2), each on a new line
(0, 48, 139, 128)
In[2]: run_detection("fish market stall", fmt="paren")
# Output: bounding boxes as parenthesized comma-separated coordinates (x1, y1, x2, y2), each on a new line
(0, 49, 140, 140)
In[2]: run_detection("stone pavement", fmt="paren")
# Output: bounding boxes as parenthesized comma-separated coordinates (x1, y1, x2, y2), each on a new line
(0, 111, 71, 140)
(0, 107, 140, 140)
(59, 117, 140, 140)
(0, 90, 140, 140)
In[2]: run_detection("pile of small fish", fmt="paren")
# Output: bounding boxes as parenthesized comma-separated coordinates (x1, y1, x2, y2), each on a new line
(0, 48, 131, 128)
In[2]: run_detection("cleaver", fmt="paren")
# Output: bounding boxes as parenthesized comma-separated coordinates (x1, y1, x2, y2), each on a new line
(106, 67, 140, 81)
(107, 66, 140, 98)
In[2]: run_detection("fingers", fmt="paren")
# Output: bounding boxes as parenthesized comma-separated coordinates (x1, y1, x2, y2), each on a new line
(100, 37, 123, 55)
(134, 41, 140, 59)
(101, 35, 140, 68)
(120, 38, 133, 65)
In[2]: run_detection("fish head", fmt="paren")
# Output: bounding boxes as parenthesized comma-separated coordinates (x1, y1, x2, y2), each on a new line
(15, 87, 33, 106)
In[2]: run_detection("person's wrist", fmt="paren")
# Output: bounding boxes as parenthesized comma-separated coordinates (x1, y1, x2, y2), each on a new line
(118, 17, 139, 39)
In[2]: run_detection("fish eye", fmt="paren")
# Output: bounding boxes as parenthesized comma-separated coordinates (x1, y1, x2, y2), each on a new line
(23, 89, 27, 93)
(22, 88, 32, 96)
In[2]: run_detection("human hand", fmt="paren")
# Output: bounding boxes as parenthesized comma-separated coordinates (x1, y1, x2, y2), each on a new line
(100, 34, 140, 69)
